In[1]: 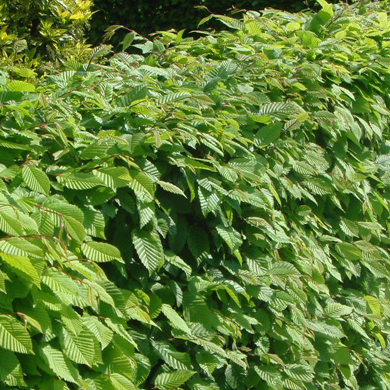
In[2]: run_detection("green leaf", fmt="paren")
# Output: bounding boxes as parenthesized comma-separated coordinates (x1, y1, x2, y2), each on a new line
(132, 229, 164, 273)
(104, 318, 137, 348)
(110, 373, 137, 390)
(63, 216, 85, 242)
(0, 253, 40, 287)
(316, 0, 334, 22)
(93, 167, 132, 189)
(42, 198, 84, 223)
(216, 225, 243, 253)
(1, 4, 390, 389)
(157, 91, 191, 104)
(284, 364, 314, 382)
(152, 340, 192, 370)
(81, 241, 124, 263)
(187, 226, 209, 261)
(306, 321, 345, 338)
(330, 345, 353, 365)
(198, 187, 220, 216)
(255, 123, 283, 146)
(82, 316, 113, 349)
(154, 370, 195, 390)
(0, 350, 25, 386)
(7, 80, 35, 92)
(42, 269, 79, 295)
(324, 302, 353, 318)
(0, 209, 23, 235)
(0, 270, 7, 293)
(0, 315, 33, 354)
(129, 169, 155, 201)
(22, 165, 50, 194)
(40, 345, 79, 384)
(57, 172, 104, 190)
(0, 237, 44, 257)
(157, 181, 187, 197)
(265, 262, 300, 276)
(117, 85, 148, 106)
(255, 365, 283, 387)
(164, 251, 192, 279)
(122, 32, 135, 50)
(61, 327, 96, 367)
(336, 243, 362, 261)
(161, 304, 191, 334)
(364, 295, 381, 316)
(19, 304, 50, 333)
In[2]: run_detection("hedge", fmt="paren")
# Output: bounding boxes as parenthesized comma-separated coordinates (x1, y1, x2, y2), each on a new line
(89, 0, 352, 43)
(0, 0, 390, 389)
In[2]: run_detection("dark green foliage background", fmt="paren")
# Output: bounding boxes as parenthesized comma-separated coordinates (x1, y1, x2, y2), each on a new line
(89, 0, 350, 43)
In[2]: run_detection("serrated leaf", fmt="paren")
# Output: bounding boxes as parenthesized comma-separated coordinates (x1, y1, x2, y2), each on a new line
(0, 349, 25, 386)
(22, 165, 50, 194)
(0, 209, 23, 235)
(118, 85, 148, 106)
(0, 253, 40, 287)
(0, 315, 33, 354)
(265, 262, 300, 276)
(42, 269, 79, 295)
(0, 237, 44, 257)
(154, 370, 195, 390)
(336, 242, 362, 261)
(198, 187, 220, 216)
(93, 167, 132, 189)
(254, 365, 283, 386)
(61, 327, 96, 367)
(129, 169, 155, 201)
(152, 340, 192, 370)
(81, 241, 123, 263)
(40, 345, 79, 383)
(63, 215, 85, 242)
(364, 295, 381, 316)
(19, 304, 50, 333)
(42, 198, 84, 223)
(216, 225, 242, 253)
(157, 91, 191, 104)
(161, 304, 191, 334)
(82, 316, 113, 349)
(57, 172, 104, 190)
(157, 181, 187, 197)
(165, 251, 192, 279)
(324, 302, 353, 318)
(104, 318, 137, 348)
(132, 229, 164, 273)
(7, 80, 35, 92)
(110, 373, 137, 390)
(284, 364, 314, 382)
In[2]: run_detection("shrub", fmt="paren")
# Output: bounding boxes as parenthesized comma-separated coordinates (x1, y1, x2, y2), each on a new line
(0, 0, 92, 66)
(89, 0, 353, 43)
(0, 1, 389, 389)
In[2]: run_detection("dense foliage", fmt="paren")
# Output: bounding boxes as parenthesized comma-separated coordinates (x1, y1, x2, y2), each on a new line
(89, 0, 351, 44)
(0, 0, 92, 66)
(0, 0, 390, 389)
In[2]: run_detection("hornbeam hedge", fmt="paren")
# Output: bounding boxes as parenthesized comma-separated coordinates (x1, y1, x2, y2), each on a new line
(0, 1, 390, 389)
(89, 0, 331, 44)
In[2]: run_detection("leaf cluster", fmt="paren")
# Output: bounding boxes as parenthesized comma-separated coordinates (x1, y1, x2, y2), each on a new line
(0, 0, 92, 67)
(89, 0, 351, 44)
